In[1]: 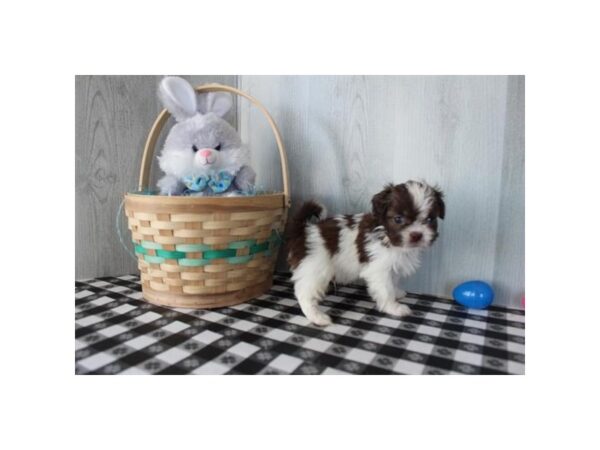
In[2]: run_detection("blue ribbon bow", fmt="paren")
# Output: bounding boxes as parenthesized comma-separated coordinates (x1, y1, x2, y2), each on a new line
(182, 171, 235, 194)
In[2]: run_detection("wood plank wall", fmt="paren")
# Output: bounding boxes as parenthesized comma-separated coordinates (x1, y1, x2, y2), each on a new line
(239, 76, 524, 308)
(75, 75, 237, 279)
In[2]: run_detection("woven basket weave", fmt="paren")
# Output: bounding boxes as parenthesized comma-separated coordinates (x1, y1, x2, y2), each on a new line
(124, 84, 290, 309)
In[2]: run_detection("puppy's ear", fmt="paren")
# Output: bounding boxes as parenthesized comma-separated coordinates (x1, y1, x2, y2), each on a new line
(433, 187, 445, 220)
(372, 184, 394, 221)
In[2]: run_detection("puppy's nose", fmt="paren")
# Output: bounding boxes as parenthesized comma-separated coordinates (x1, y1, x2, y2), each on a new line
(199, 149, 212, 158)
(409, 232, 423, 243)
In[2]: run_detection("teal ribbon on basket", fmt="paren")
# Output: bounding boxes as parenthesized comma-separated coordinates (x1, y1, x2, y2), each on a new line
(134, 230, 282, 265)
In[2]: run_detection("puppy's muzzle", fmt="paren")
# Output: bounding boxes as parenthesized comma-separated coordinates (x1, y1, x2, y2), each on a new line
(409, 232, 423, 243)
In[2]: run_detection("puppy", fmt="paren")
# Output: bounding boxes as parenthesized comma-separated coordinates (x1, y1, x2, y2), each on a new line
(287, 181, 445, 326)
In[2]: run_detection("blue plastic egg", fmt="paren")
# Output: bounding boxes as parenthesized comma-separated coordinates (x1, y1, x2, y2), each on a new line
(452, 281, 494, 309)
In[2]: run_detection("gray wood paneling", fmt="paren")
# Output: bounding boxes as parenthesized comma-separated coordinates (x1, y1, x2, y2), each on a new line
(493, 76, 525, 307)
(238, 75, 525, 308)
(75, 75, 237, 279)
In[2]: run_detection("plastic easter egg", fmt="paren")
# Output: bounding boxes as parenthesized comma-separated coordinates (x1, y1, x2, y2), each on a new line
(452, 281, 494, 309)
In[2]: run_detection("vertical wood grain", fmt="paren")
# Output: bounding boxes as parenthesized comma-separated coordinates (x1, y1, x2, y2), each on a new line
(493, 76, 525, 307)
(239, 76, 394, 214)
(238, 75, 524, 308)
(387, 76, 509, 300)
(75, 75, 237, 279)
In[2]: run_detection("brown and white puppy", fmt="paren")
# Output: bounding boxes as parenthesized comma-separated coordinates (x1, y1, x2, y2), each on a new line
(287, 181, 445, 326)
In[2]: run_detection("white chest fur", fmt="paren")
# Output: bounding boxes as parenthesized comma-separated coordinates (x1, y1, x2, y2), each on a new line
(360, 240, 422, 280)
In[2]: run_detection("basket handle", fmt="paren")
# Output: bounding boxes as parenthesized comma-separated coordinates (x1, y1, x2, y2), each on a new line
(138, 83, 291, 208)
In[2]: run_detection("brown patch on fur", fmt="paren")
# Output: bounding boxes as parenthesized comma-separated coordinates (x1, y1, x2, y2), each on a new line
(344, 214, 356, 228)
(356, 213, 379, 263)
(318, 218, 340, 256)
(431, 187, 445, 219)
(288, 183, 445, 269)
(286, 200, 324, 269)
(371, 183, 420, 246)
(428, 188, 445, 244)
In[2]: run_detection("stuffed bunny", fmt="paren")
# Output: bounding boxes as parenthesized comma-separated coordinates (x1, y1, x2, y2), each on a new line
(156, 76, 256, 196)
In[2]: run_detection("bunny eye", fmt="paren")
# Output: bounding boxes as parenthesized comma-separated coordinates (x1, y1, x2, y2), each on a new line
(214, 144, 222, 151)
(192, 145, 199, 153)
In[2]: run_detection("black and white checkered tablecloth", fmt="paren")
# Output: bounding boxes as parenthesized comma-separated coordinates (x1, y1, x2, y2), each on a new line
(75, 273, 525, 375)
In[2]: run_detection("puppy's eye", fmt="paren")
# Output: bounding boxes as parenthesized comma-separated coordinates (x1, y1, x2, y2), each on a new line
(393, 215, 404, 224)
(214, 144, 221, 151)
(192, 145, 199, 153)
(424, 217, 434, 224)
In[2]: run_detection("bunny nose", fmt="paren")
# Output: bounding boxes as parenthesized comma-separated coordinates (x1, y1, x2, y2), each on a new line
(199, 149, 212, 158)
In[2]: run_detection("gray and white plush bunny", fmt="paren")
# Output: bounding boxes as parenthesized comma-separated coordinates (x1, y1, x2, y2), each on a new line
(156, 76, 256, 196)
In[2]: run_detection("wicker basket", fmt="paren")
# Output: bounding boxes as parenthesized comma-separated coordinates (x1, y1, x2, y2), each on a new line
(124, 83, 290, 309)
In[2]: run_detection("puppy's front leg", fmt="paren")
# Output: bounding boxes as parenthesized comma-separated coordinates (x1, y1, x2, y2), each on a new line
(364, 272, 411, 318)
(394, 287, 408, 299)
(392, 272, 407, 299)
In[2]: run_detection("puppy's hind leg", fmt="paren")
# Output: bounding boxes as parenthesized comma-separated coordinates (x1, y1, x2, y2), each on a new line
(292, 260, 333, 327)
(295, 280, 333, 326)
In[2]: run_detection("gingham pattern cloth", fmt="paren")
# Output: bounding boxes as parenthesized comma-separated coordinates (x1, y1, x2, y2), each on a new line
(75, 273, 525, 375)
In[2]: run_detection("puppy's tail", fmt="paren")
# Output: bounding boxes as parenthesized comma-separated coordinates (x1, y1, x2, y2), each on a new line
(286, 201, 327, 269)
(288, 201, 327, 237)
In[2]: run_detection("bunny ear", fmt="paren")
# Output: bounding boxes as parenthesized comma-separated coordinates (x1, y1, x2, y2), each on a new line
(197, 92, 233, 117)
(158, 77, 197, 122)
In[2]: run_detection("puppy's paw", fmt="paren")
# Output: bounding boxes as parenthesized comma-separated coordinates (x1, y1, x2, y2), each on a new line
(395, 289, 407, 299)
(383, 302, 412, 318)
(306, 308, 333, 327)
